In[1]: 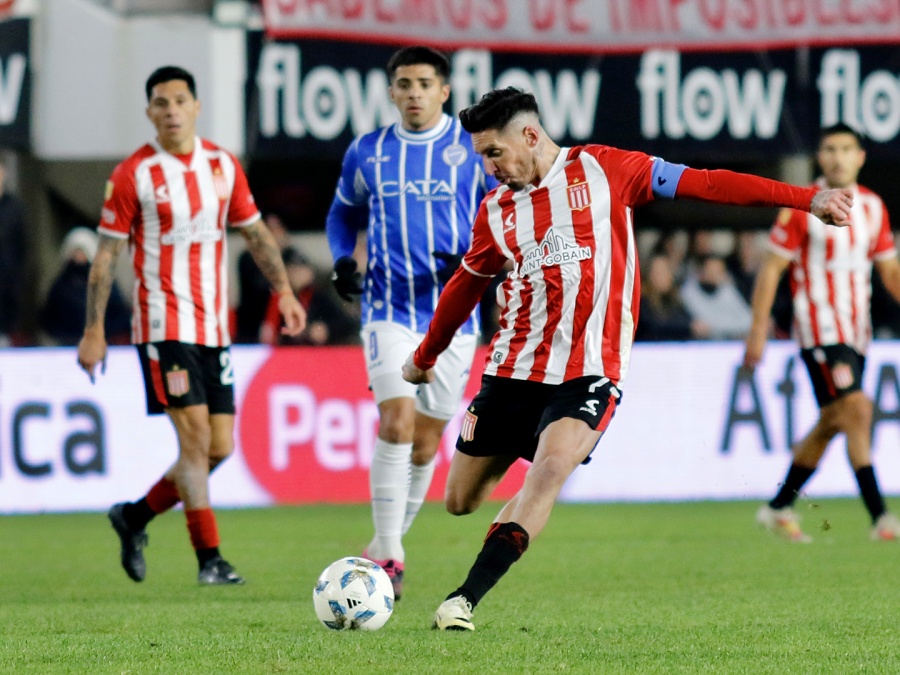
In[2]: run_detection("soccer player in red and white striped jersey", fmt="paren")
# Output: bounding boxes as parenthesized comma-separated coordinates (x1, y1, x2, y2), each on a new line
(401, 88, 854, 631)
(77, 66, 306, 585)
(745, 123, 900, 543)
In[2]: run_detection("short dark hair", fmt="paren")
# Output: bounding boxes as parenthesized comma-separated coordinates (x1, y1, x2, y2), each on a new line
(820, 122, 864, 148)
(387, 46, 450, 81)
(145, 66, 197, 101)
(459, 87, 540, 134)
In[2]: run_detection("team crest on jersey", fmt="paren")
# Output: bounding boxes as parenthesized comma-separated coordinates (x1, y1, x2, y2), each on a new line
(212, 168, 229, 200)
(155, 184, 170, 204)
(442, 143, 468, 167)
(519, 227, 593, 276)
(461, 408, 478, 442)
(831, 362, 854, 389)
(166, 367, 190, 396)
(567, 178, 591, 211)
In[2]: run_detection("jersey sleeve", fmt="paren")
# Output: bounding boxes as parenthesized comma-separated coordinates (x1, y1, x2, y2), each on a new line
(326, 138, 370, 261)
(675, 167, 817, 211)
(98, 161, 140, 238)
(871, 196, 897, 260)
(227, 154, 261, 227)
(462, 201, 508, 277)
(768, 207, 806, 259)
(414, 202, 505, 369)
(584, 146, 658, 208)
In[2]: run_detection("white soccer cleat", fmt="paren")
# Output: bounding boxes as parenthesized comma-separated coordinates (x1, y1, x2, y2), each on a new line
(871, 513, 900, 541)
(756, 505, 812, 543)
(432, 595, 475, 631)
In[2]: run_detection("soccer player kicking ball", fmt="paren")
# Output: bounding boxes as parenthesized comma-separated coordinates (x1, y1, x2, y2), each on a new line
(402, 87, 854, 631)
(78, 66, 305, 585)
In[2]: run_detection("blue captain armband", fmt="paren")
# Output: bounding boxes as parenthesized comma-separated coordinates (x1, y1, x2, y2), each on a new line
(650, 158, 688, 199)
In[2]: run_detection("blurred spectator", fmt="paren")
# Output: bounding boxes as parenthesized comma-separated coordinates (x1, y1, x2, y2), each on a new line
(636, 254, 710, 341)
(681, 254, 752, 340)
(0, 158, 26, 346)
(260, 248, 359, 346)
(235, 213, 298, 343)
(685, 229, 716, 276)
(725, 230, 764, 303)
(652, 230, 690, 286)
(39, 227, 131, 346)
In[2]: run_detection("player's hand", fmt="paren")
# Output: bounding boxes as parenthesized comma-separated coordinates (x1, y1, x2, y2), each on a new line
(810, 188, 853, 226)
(77, 330, 108, 384)
(742, 329, 767, 371)
(331, 256, 364, 301)
(433, 251, 463, 285)
(402, 352, 435, 385)
(278, 290, 307, 336)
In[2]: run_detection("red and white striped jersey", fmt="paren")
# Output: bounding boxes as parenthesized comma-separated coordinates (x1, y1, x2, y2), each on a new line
(769, 179, 896, 353)
(98, 137, 260, 346)
(463, 146, 656, 385)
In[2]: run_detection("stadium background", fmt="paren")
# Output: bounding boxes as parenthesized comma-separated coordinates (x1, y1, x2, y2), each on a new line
(2, 0, 900, 512)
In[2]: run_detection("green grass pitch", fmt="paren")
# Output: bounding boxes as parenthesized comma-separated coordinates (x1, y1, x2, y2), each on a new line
(1, 499, 898, 674)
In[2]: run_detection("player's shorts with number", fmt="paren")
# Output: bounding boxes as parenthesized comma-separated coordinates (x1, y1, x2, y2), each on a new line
(137, 341, 236, 415)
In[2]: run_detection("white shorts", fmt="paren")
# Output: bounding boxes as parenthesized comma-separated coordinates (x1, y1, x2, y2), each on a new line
(361, 321, 478, 420)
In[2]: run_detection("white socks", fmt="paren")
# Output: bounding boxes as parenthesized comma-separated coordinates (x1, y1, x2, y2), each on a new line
(402, 457, 437, 536)
(367, 438, 412, 562)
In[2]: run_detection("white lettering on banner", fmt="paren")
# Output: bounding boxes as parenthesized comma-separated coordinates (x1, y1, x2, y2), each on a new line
(267, 383, 381, 472)
(256, 45, 600, 142)
(263, 1, 900, 53)
(256, 43, 397, 140)
(638, 50, 785, 141)
(0, 53, 26, 125)
(818, 49, 900, 143)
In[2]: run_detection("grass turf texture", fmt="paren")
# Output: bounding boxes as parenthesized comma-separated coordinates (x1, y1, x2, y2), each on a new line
(1, 499, 897, 674)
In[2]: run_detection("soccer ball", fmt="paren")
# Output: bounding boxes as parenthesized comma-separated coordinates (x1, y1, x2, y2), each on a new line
(312, 557, 394, 630)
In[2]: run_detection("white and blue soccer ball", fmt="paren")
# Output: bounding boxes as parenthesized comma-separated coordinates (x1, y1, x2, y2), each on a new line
(313, 557, 394, 631)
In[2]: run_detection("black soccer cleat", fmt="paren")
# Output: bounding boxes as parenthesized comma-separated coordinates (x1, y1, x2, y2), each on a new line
(107, 502, 149, 582)
(198, 557, 245, 585)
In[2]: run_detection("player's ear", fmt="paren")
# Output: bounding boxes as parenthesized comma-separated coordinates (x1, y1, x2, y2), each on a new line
(440, 82, 450, 104)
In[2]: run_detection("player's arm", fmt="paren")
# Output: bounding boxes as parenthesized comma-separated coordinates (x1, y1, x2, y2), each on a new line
(326, 139, 369, 300)
(674, 167, 853, 225)
(404, 207, 506, 384)
(875, 256, 900, 305)
(239, 220, 306, 336)
(742, 249, 791, 370)
(77, 234, 127, 383)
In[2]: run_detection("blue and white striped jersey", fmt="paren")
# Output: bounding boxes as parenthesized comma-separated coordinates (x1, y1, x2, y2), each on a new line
(326, 114, 496, 334)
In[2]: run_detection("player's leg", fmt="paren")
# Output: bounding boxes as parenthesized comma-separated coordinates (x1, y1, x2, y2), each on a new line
(107, 342, 186, 582)
(361, 323, 421, 596)
(435, 377, 615, 631)
(404, 332, 478, 535)
(758, 347, 845, 541)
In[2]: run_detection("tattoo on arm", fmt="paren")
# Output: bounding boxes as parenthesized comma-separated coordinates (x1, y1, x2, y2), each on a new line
(85, 235, 127, 331)
(241, 221, 290, 293)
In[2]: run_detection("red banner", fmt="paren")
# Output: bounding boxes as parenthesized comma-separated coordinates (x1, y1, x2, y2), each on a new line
(238, 346, 529, 504)
(262, 0, 900, 54)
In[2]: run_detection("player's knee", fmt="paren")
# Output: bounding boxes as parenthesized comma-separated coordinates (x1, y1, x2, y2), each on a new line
(444, 490, 477, 516)
(529, 452, 573, 487)
(378, 417, 414, 444)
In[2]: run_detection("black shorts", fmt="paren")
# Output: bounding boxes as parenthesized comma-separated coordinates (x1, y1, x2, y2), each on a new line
(457, 374, 621, 463)
(800, 344, 865, 408)
(137, 342, 236, 416)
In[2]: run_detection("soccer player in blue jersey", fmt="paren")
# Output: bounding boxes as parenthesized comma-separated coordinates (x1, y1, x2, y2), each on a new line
(326, 46, 496, 599)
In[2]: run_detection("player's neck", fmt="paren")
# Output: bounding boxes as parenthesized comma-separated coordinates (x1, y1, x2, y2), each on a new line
(533, 141, 562, 184)
(401, 112, 444, 133)
(159, 135, 196, 156)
